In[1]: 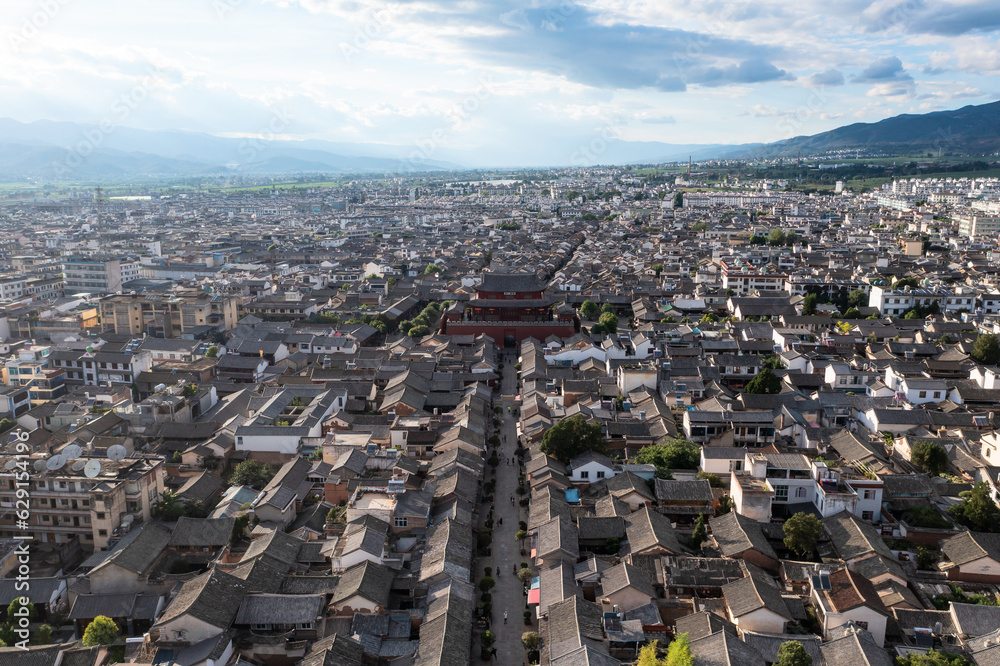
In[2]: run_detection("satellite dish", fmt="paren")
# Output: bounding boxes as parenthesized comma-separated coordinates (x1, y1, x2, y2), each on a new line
(63, 444, 82, 460)
(107, 445, 127, 462)
(46, 455, 66, 471)
(84, 460, 102, 478)
(33, 459, 46, 472)
(4, 461, 16, 471)
(72, 460, 87, 472)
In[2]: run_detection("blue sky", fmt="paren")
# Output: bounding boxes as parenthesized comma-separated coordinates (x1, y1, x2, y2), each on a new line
(1, 0, 997, 165)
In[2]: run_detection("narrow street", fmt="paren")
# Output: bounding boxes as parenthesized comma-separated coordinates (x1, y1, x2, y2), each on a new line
(482, 347, 531, 665)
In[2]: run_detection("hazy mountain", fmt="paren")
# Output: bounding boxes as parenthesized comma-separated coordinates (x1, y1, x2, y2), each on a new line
(743, 100, 1000, 158)
(0, 100, 996, 179)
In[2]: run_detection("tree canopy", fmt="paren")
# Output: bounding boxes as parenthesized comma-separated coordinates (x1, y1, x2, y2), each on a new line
(745, 368, 782, 394)
(580, 300, 600, 319)
(972, 334, 1000, 365)
(666, 633, 694, 666)
(783, 512, 823, 556)
(776, 640, 813, 666)
(539, 414, 608, 463)
(896, 649, 973, 665)
(82, 616, 119, 647)
(635, 438, 700, 478)
(229, 460, 276, 489)
(949, 482, 1000, 533)
(911, 440, 949, 476)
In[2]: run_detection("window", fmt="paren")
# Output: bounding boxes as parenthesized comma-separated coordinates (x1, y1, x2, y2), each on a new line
(96, 512, 105, 520)
(580, 471, 589, 479)
(98, 529, 107, 536)
(296, 622, 314, 630)
(795, 487, 807, 498)
(596, 471, 605, 479)
(774, 485, 788, 501)
(919, 391, 926, 398)
(862, 511, 874, 521)
(251, 624, 272, 631)
(863, 489, 875, 500)
(394, 517, 407, 528)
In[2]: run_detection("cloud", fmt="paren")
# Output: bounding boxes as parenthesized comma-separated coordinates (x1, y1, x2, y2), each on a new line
(689, 58, 794, 87)
(854, 55, 910, 83)
(806, 69, 845, 87)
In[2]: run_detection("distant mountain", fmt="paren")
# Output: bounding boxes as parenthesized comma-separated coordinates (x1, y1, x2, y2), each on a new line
(743, 100, 1000, 158)
(0, 119, 462, 179)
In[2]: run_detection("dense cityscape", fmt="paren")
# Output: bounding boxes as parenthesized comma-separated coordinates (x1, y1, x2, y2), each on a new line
(0, 166, 999, 666)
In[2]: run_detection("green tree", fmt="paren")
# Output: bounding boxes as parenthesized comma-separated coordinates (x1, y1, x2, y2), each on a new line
(522, 632, 540, 651)
(423, 263, 441, 276)
(539, 414, 608, 463)
(768, 229, 786, 246)
(666, 632, 694, 666)
(33, 624, 53, 645)
(566, 189, 580, 202)
(843, 307, 861, 319)
(802, 293, 818, 316)
(638, 640, 665, 666)
(408, 324, 430, 337)
(911, 440, 949, 476)
(949, 482, 1000, 532)
(673, 192, 684, 208)
(82, 616, 119, 646)
(745, 368, 782, 394)
(229, 460, 275, 489)
(896, 649, 973, 665)
(580, 300, 600, 319)
(696, 471, 723, 487)
(598, 311, 619, 332)
(762, 355, 783, 370)
(652, 263, 664, 277)
(231, 514, 250, 545)
(517, 567, 533, 585)
(776, 640, 813, 666)
(894, 277, 920, 290)
(153, 490, 186, 521)
(0, 419, 16, 434)
(700, 313, 719, 323)
(205, 345, 219, 358)
(972, 334, 1000, 365)
(479, 577, 495, 593)
(783, 512, 823, 556)
(848, 289, 867, 307)
(691, 515, 708, 549)
(636, 438, 700, 478)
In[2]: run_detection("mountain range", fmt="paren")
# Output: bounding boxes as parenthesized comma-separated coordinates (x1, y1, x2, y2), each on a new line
(0, 100, 997, 179)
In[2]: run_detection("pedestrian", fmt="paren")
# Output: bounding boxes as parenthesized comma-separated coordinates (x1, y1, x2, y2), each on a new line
(504, 610, 508, 624)
(491, 647, 497, 659)
(512, 563, 517, 575)
(498, 517, 503, 526)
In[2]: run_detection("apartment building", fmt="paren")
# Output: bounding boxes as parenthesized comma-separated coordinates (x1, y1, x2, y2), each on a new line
(0, 453, 164, 550)
(63, 257, 141, 295)
(99, 291, 240, 337)
(958, 215, 1000, 240)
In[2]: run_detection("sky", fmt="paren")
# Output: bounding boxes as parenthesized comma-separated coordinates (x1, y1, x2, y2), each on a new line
(1, 0, 998, 166)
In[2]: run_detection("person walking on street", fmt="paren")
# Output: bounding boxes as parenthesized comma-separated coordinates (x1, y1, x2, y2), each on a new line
(504, 610, 508, 624)
(498, 517, 502, 526)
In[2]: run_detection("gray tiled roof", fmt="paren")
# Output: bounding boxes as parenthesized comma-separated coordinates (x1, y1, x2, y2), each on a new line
(169, 516, 235, 548)
(710, 511, 778, 562)
(942, 531, 1000, 567)
(689, 629, 766, 666)
(331, 561, 394, 607)
(155, 569, 250, 630)
(722, 569, 791, 620)
(625, 506, 684, 555)
(234, 593, 323, 625)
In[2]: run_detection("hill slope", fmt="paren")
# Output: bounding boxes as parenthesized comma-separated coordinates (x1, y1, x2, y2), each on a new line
(746, 100, 1000, 157)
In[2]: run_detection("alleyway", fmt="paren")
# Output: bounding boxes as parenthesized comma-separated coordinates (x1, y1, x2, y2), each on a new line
(480, 348, 532, 665)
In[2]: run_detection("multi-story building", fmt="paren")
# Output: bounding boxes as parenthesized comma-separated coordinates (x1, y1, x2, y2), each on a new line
(50, 346, 152, 387)
(0, 453, 164, 550)
(720, 260, 787, 296)
(2, 344, 67, 403)
(63, 257, 141, 295)
(958, 215, 1000, 240)
(0, 275, 27, 301)
(99, 291, 240, 337)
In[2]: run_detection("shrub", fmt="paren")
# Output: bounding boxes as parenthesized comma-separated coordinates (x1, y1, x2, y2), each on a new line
(479, 577, 495, 593)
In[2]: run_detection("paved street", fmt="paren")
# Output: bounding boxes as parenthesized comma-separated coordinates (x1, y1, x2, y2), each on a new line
(480, 348, 532, 665)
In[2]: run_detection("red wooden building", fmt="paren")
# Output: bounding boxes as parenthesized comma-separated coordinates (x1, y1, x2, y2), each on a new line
(441, 272, 576, 346)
